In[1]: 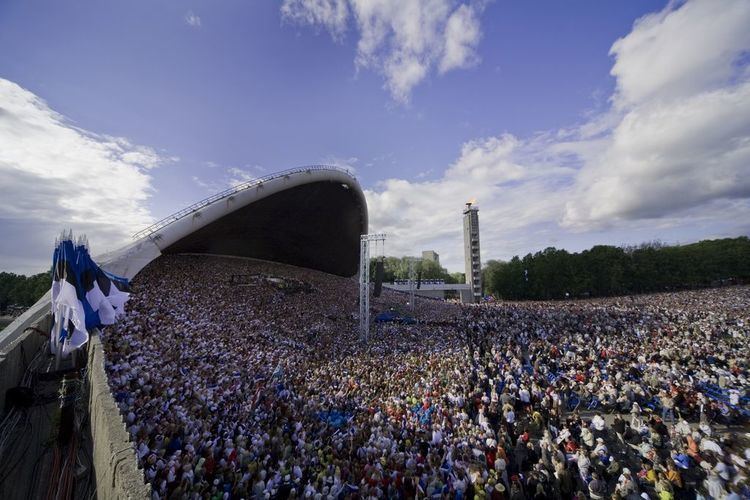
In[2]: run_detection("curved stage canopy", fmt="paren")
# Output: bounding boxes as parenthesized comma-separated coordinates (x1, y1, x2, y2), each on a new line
(104, 166, 368, 279)
(163, 178, 365, 276)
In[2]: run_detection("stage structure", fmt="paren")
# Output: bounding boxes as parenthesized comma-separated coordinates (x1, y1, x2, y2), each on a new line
(359, 233, 386, 342)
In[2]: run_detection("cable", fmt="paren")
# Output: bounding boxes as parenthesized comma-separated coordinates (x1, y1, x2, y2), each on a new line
(24, 326, 49, 337)
(73, 397, 95, 500)
(0, 406, 15, 432)
(0, 339, 52, 497)
(56, 440, 73, 500)
(0, 412, 32, 485)
(0, 410, 22, 457)
(75, 443, 94, 500)
(25, 441, 52, 500)
(45, 446, 61, 500)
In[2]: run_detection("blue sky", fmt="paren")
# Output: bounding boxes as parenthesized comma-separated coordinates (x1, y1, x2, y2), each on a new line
(1, 0, 749, 274)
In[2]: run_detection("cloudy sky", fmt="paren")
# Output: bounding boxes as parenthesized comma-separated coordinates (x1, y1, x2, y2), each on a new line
(1, 0, 749, 274)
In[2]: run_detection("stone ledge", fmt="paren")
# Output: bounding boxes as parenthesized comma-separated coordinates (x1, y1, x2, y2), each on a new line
(87, 332, 150, 500)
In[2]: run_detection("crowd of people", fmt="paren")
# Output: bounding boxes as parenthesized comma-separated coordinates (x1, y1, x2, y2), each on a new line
(102, 255, 750, 500)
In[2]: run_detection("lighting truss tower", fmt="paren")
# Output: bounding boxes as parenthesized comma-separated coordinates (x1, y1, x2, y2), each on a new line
(405, 257, 422, 313)
(359, 233, 386, 342)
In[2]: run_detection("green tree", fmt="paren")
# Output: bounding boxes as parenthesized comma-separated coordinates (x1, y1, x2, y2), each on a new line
(0, 271, 50, 313)
(483, 236, 750, 300)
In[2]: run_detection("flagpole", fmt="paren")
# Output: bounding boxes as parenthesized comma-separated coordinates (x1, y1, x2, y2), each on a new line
(57, 304, 73, 370)
(54, 305, 65, 370)
(51, 306, 62, 356)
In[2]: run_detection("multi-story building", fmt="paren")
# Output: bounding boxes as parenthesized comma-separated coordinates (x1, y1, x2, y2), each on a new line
(421, 250, 440, 266)
(463, 202, 482, 302)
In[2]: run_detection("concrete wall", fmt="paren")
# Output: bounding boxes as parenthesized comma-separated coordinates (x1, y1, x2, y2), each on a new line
(87, 332, 150, 499)
(0, 312, 49, 414)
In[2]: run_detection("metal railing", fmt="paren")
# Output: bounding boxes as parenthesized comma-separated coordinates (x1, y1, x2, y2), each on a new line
(132, 165, 354, 240)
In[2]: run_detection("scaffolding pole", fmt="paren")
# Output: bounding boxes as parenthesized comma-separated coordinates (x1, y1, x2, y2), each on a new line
(409, 260, 415, 313)
(359, 233, 386, 343)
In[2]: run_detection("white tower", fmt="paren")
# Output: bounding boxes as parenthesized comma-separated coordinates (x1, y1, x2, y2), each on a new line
(463, 202, 482, 302)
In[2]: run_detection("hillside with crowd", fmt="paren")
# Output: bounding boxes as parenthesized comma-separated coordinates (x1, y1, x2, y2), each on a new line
(103, 255, 750, 499)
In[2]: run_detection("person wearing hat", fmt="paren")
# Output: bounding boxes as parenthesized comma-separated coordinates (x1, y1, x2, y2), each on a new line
(490, 480, 506, 500)
(615, 468, 639, 498)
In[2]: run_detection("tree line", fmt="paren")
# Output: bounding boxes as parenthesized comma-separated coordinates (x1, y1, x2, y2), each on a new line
(483, 236, 750, 300)
(0, 272, 50, 314)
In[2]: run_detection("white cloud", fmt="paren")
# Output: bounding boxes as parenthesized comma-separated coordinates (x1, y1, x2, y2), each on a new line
(191, 175, 222, 192)
(364, 0, 750, 271)
(281, 0, 349, 41)
(439, 4, 481, 73)
(227, 167, 257, 187)
(191, 165, 270, 193)
(185, 10, 202, 28)
(609, 0, 750, 107)
(281, 0, 487, 103)
(562, 82, 750, 228)
(0, 79, 171, 273)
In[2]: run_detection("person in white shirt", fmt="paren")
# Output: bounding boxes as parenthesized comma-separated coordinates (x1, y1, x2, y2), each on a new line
(576, 449, 591, 481)
(704, 471, 726, 499)
(593, 437, 608, 457)
(504, 407, 515, 431)
(519, 386, 531, 405)
(591, 413, 606, 432)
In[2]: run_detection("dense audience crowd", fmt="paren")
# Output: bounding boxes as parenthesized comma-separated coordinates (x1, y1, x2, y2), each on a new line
(103, 255, 750, 500)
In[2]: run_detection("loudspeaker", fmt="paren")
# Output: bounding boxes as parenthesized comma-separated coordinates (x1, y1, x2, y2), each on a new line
(373, 260, 384, 297)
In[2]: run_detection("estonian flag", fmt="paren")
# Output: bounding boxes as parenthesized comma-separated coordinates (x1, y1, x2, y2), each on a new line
(50, 232, 130, 355)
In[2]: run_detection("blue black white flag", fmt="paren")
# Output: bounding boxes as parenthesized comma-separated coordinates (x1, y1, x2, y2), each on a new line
(51, 232, 130, 355)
